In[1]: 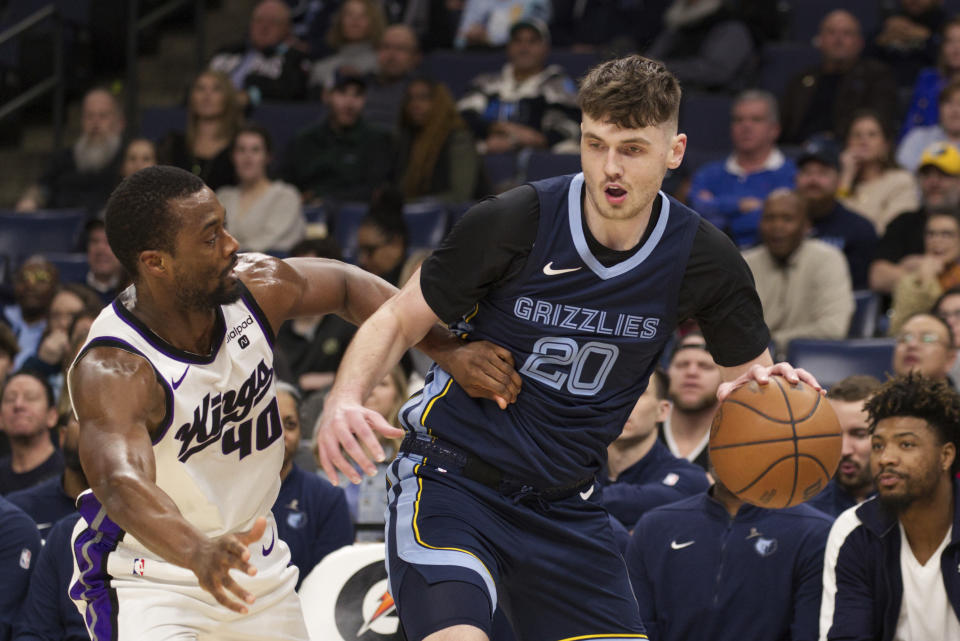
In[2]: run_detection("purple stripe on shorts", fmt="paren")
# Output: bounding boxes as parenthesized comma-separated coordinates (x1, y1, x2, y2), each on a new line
(71, 492, 124, 641)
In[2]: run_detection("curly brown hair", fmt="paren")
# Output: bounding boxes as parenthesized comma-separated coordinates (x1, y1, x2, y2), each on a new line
(864, 372, 960, 474)
(578, 55, 681, 130)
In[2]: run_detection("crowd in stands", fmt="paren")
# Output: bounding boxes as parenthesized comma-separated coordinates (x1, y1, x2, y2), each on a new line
(6, 0, 960, 640)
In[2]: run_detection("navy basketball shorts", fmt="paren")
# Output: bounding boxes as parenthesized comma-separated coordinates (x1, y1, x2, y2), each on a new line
(385, 452, 648, 641)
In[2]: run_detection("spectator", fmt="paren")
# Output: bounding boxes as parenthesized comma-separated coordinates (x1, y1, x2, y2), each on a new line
(216, 125, 306, 253)
(3, 257, 59, 370)
(601, 368, 709, 529)
(119, 137, 157, 179)
(397, 77, 482, 203)
(7, 411, 87, 542)
(356, 188, 408, 285)
(458, 18, 580, 154)
(285, 0, 342, 58)
(16, 88, 125, 216)
(795, 135, 878, 290)
(888, 211, 960, 333)
(364, 24, 423, 130)
(158, 71, 241, 191)
(645, 0, 756, 93)
(820, 374, 960, 641)
(660, 332, 720, 472)
(838, 110, 920, 234)
(743, 189, 854, 356)
(891, 312, 956, 381)
(83, 220, 124, 305)
(209, 0, 309, 105)
(780, 10, 898, 145)
(550, 0, 649, 51)
(272, 382, 352, 590)
(809, 375, 882, 518)
(0, 495, 41, 641)
(625, 479, 832, 641)
(0, 371, 62, 495)
(689, 90, 796, 248)
(10, 512, 87, 641)
(934, 286, 960, 383)
(341, 365, 408, 541)
(898, 80, 960, 171)
(871, 142, 960, 294)
(274, 238, 358, 395)
(902, 16, 960, 137)
(284, 72, 395, 203)
(309, 0, 386, 94)
(870, 0, 946, 88)
(454, 0, 550, 49)
(0, 326, 17, 386)
(403, 0, 462, 51)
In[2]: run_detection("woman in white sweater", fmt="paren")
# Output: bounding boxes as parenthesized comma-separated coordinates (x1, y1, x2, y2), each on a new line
(217, 124, 306, 253)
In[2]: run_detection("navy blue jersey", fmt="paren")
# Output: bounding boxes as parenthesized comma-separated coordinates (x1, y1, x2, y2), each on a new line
(0, 450, 64, 496)
(0, 495, 41, 640)
(403, 175, 702, 488)
(6, 476, 76, 542)
(272, 464, 353, 589)
(12, 512, 88, 641)
(600, 440, 710, 527)
(626, 491, 832, 641)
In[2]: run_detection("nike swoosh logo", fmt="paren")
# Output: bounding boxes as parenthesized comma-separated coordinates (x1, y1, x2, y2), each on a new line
(543, 262, 582, 276)
(670, 540, 695, 550)
(171, 365, 190, 390)
(579, 485, 595, 501)
(262, 528, 275, 556)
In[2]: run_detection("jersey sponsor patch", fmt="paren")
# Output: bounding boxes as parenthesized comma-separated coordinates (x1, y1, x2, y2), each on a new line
(661, 472, 679, 487)
(19, 548, 31, 569)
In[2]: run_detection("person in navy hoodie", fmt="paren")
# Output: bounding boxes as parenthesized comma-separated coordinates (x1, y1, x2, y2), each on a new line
(271, 381, 353, 590)
(820, 373, 960, 640)
(625, 479, 831, 641)
(0, 495, 41, 641)
(601, 367, 709, 530)
(809, 375, 881, 518)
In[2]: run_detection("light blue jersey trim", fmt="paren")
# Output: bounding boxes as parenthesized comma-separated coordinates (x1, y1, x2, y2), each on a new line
(567, 173, 671, 280)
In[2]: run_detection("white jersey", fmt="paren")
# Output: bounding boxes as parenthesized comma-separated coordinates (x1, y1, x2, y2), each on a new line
(68, 282, 283, 547)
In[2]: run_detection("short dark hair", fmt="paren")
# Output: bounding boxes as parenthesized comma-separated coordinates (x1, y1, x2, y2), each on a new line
(104, 166, 205, 277)
(865, 373, 960, 474)
(3, 369, 55, 408)
(234, 123, 274, 154)
(827, 375, 882, 402)
(578, 55, 681, 130)
(933, 285, 960, 317)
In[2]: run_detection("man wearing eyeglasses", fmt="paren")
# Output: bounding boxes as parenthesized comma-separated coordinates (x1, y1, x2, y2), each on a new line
(892, 313, 957, 383)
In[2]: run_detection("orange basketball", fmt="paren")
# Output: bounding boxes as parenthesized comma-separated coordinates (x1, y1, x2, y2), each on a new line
(709, 378, 842, 509)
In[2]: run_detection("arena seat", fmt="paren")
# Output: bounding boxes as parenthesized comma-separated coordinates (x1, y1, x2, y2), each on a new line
(758, 42, 820, 99)
(421, 50, 505, 99)
(331, 202, 369, 258)
(781, 0, 880, 45)
(679, 92, 733, 152)
(524, 152, 580, 182)
(0, 208, 87, 265)
(848, 290, 879, 338)
(43, 252, 88, 284)
(482, 152, 520, 191)
(547, 50, 598, 83)
(251, 101, 324, 166)
(139, 105, 185, 142)
(786, 338, 895, 389)
(403, 201, 448, 251)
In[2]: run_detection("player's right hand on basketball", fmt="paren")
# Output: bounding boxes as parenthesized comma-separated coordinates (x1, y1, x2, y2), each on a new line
(314, 398, 404, 485)
(190, 517, 266, 614)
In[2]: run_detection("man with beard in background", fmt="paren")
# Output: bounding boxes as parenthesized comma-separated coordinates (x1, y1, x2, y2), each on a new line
(8, 411, 88, 541)
(659, 332, 722, 472)
(820, 374, 960, 640)
(810, 375, 881, 517)
(16, 88, 125, 216)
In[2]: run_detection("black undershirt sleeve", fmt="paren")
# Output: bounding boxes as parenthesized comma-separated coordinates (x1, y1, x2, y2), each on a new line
(420, 185, 541, 324)
(677, 219, 771, 367)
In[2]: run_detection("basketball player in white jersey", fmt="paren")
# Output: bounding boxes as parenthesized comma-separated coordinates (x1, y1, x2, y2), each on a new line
(66, 166, 521, 641)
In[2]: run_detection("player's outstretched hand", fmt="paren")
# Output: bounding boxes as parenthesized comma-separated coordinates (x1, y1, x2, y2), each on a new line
(315, 397, 405, 485)
(445, 340, 522, 409)
(717, 362, 823, 401)
(190, 516, 266, 614)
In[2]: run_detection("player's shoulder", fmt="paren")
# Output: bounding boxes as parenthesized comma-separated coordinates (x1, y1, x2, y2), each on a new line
(640, 493, 706, 521)
(0, 495, 39, 537)
(770, 502, 836, 529)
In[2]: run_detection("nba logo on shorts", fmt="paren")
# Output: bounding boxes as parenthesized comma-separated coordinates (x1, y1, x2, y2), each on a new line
(238, 335, 250, 349)
(133, 558, 146, 576)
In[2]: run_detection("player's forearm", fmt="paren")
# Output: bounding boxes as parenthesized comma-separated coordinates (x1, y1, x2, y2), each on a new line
(338, 264, 399, 327)
(92, 472, 209, 570)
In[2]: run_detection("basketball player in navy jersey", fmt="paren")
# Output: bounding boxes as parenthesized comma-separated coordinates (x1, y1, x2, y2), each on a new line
(65, 166, 521, 641)
(316, 55, 822, 641)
